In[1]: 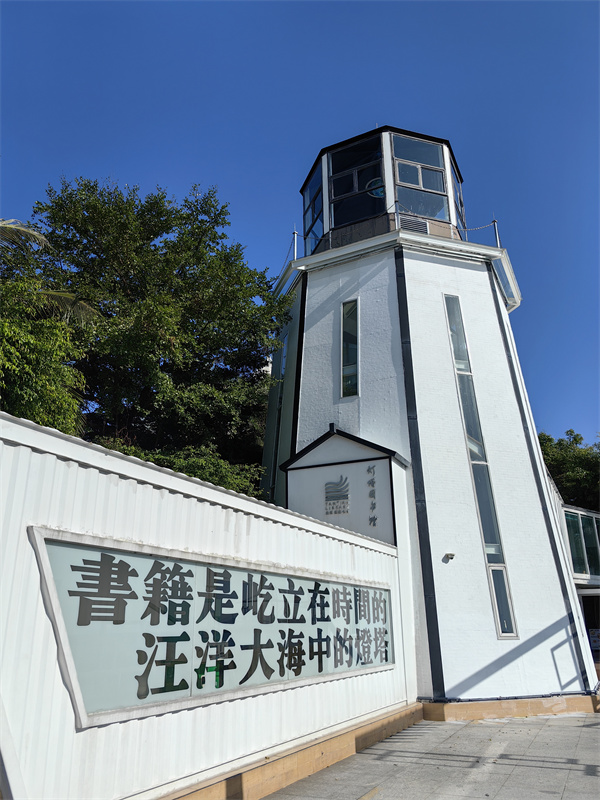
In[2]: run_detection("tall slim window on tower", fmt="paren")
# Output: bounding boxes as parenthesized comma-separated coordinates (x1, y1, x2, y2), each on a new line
(342, 300, 358, 397)
(445, 295, 517, 637)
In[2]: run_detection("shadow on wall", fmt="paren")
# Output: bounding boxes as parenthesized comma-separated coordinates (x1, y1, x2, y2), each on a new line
(445, 616, 587, 698)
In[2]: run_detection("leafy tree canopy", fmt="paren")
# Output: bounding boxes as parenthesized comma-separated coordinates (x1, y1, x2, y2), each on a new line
(0, 275, 88, 436)
(1, 178, 289, 495)
(539, 430, 600, 512)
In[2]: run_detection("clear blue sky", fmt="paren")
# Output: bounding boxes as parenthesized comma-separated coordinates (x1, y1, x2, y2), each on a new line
(2, 0, 598, 444)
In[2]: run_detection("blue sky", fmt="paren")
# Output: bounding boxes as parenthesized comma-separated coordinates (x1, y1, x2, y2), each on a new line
(2, 0, 598, 444)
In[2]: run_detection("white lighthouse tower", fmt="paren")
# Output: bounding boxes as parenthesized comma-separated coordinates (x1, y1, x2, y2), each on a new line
(262, 126, 596, 704)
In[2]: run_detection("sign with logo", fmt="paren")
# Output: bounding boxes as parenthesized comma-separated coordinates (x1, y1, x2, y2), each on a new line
(288, 458, 395, 544)
(325, 475, 350, 515)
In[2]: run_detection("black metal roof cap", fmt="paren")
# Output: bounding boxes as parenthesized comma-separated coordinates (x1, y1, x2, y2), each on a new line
(300, 125, 463, 194)
(279, 423, 409, 472)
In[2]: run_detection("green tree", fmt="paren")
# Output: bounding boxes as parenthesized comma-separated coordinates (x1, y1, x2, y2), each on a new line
(0, 219, 92, 434)
(5, 178, 289, 495)
(0, 275, 88, 435)
(539, 430, 600, 512)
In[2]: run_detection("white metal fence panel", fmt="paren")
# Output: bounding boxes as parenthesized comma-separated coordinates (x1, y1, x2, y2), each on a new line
(1, 414, 408, 800)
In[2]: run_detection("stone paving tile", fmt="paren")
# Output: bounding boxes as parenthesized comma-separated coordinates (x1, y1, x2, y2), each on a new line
(369, 776, 445, 800)
(271, 779, 359, 800)
(493, 764, 569, 792)
(564, 769, 600, 789)
(574, 751, 600, 767)
(418, 770, 512, 798)
(493, 790, 564, 799)
(264, 714, 599, 800)
(562, 795, 599, 800)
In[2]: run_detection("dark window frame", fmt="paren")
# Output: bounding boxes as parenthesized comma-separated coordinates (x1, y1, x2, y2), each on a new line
(341, 299, 359, 398)
(396, 159, 446, 195)
(303, 164, 324, 256)
(328, 135, 386, 230)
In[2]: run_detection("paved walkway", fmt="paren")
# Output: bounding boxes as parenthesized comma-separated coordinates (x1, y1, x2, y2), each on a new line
(267, 714, 599, 800)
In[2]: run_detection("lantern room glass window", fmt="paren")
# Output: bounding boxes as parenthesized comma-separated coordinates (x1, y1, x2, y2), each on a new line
(303, 164, 323, 255)
(330, 135, 386, 229)
(393, 133, 450, 222)
(396, 186, 449, 221)
(452, 164, 466, 232)
(331, 136, 382, 174)
(393, 134, 444, 168)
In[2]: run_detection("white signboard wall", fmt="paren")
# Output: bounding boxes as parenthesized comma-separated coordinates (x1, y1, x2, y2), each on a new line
(31, 527, 394, 728)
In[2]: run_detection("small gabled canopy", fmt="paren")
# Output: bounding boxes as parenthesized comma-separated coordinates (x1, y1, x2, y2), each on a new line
(280, 423, 410, 472)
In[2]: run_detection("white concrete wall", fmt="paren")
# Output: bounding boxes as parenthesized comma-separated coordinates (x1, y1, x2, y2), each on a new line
(390, 460, 431, 701)
(403, 247, 595, 697)
(1, 413, 412, 800)
(262, 282, 303, 507)
(297, 248, 410, 461)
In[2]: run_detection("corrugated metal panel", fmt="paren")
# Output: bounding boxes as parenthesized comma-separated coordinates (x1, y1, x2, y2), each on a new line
(1, 414, 409, 800)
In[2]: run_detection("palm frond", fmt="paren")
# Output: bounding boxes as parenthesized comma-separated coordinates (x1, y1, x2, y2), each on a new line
(40, 290, 99, 324)
(0, 219, 49, 250)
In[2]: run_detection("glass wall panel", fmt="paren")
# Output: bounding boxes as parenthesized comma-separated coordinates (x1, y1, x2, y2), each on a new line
(303, 166, 322, 211)
(357, 163, 383, 194)
(451, 167, 464, 210)
(305, 215, 323, 256)
(313, 190, 322, 218)
(491, 569, 515, 634)
(392, 135, 444, 168)
(332, 174, 354, 198)
(342, 300, 358, 397)
(422, 168, 445, 193)
(472, 464, 504, 563)
(397, 162, 419, 185)
(332, 193, 386, 228)
(444, 296, 470, 371)
(331, 136, 381, 175)
(581, 515, 600, 575)
(452, 166, 461, 194)
(303, 163, 324, 256)
(565, 512, 588, 574)
(396, 186, 449, 221)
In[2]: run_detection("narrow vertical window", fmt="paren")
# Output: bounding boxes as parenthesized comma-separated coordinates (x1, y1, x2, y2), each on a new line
(445, 295, 517, 638)
(342, 300, 358, 397)
(490, 569, 515, 634)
